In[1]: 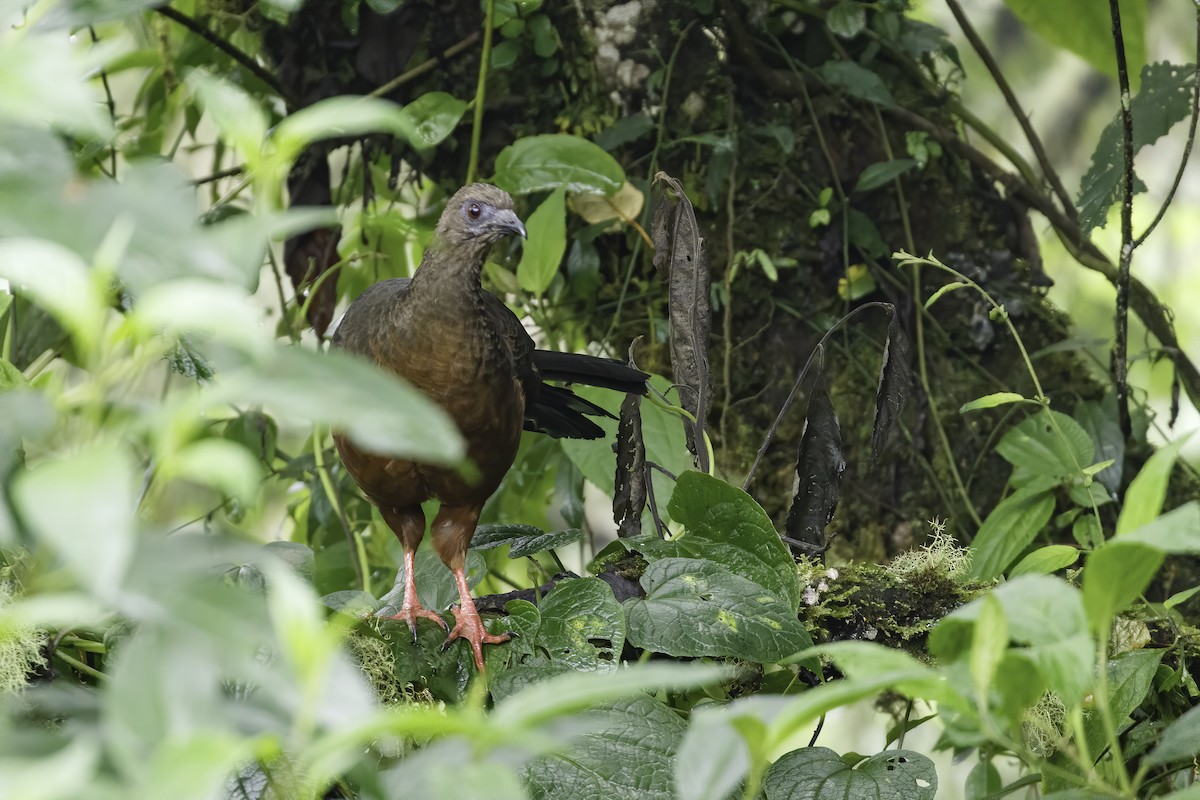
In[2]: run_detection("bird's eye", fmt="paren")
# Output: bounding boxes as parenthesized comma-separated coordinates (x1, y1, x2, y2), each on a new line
(466, 202, 483, 220)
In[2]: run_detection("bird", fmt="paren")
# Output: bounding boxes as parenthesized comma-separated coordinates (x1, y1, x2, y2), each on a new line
(331, 183, 648, 671)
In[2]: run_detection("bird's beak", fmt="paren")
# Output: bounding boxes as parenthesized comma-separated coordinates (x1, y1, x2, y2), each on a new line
(495, 209, 527, 239)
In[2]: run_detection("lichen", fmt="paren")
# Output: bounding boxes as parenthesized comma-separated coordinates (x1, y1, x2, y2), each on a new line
(0, 581, 47, 696)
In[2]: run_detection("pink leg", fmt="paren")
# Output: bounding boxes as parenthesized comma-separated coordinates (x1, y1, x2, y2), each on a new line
(379, 548, 448, 642)
(445, 567, 510, 672)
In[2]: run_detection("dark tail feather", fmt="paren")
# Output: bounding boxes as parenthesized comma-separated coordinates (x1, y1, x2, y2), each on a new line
(532, 351, 649, 395)
(524, 385, 608, 439)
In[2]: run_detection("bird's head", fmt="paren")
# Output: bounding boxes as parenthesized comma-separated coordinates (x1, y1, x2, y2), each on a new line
(436, 183, 527, 248)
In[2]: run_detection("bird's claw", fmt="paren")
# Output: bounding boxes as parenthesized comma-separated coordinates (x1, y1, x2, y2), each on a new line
(379, 606, 449, 644)
(443, 602, 511, 672)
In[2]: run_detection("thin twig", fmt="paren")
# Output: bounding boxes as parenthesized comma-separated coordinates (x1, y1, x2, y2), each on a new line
(191, 164, 245, 186)
(154, 5, 291, 103)
(1134, 9, 1200, 249)
(465, 0, 494, 184)
(1110, 0, 1135, 441)
(89, 26, 118, 178)
(368, 32, 482, 99)
(945, 0, 1076, 222)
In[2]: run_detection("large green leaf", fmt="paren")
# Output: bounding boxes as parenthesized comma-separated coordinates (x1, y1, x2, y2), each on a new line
(1147, 704, 1200, 766)
(995, 409, 1094, 482)
(11, 443, 134, 601)
(1077, 61, 1194, 232)
(397, 91, 468, 150)
(624, 558, 812, 662)
(470, 523, 583, 557)
(1003, 0, 1145, 84)
(517, 186, 566, 295)
(493, 134, 624, 195)
(931, 576, 1093, 705)
(524, 696, 685, 800)
(534, 577, 625, 672)
(1117, 437, 1188, 535)
(214, 346, 464, 463)
(764, 747, 937, 800)
(667, 471, 800, 610)
(1084, 649, 1164, 757)
(968, 481, 1057, 579)
(1083, 540, 1162, 634)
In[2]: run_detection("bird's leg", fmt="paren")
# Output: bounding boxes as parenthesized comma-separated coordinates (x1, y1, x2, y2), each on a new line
(446, 566, 510, 673)
(378, 505, 448, 642)
(431, 504, 510, 672)
(380, 547, 449, 643)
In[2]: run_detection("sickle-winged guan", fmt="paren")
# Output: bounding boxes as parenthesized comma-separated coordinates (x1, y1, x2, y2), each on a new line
(332, 183, 647, 671)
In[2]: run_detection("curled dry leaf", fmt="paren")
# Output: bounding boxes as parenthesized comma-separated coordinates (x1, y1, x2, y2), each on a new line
(870, 306, 911, 462)
(613, 339, 648, 539)
(569, 180, 645, 229)
(784, 372, 846, 556)
(651, 172, 712, 473)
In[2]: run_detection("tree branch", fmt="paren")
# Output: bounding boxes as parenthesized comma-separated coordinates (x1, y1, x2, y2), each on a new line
(944, 0, 1077, 223)
(154, 4, 292, 105)
(1109, 0, 1135, 440)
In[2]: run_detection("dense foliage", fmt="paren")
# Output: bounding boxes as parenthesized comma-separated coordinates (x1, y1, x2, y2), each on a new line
(1, 1, 1198, 799)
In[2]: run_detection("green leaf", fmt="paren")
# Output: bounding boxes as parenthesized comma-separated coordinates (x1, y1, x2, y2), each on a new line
(0, 357, 26, 390)
(817, 61, 897, 108)
(1009, 545, 1079, 577)
(0, 238, 107, 360)
(1147, 704, 1200, 766)
(968, 483, 1057, 579)
(624, 558, 812, 662)
(524, 696, 684, 800)
(1165, 584, 1200, 610)
(187, 72, 268, 165)
(1117, 436, 1188, 535)
(517, 186, 567, 295)
(273, 96, 409, 164)
(1078, 61, 1193, 232)
(534, 577, 625, 671)
(960, 392, 1026, 414)
(1073, 396, 1124, 494)
(667, 471, 800, 610)
(162, 439, 264, 506)
(1084, 541, 1163, 634)
(970, 595, 1007, 698)
(492, 661, 730, 729)
(923, 280, 968, 309)
(764, 747, 937, 800)
(11, 443, 134, 600)
(826, 1, 866, 38)
(853, 159, 916, 194)
(1084, 649, 1164, 756)
(996, 409, 1095, 482)
(1003, 0, 1145, 84)
(215, 346, 464, 463)
(931, 576, 1093, 704)
(0, 734, 100, 800)
(493, 134, 625, 195)
(397, 91, 468, 149)
(471, 523, 583, 557)
(1123, 501, 1200, 554)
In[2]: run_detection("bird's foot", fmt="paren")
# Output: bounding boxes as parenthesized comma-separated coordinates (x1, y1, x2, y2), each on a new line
(443, 600, 510, 672)
(379, 605, 449, 644)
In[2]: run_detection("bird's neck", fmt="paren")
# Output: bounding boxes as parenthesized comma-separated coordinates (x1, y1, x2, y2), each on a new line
(409, 239, 489, 295)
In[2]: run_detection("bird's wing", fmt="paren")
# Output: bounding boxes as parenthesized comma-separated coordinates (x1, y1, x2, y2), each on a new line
(478, 289, 537, 384)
